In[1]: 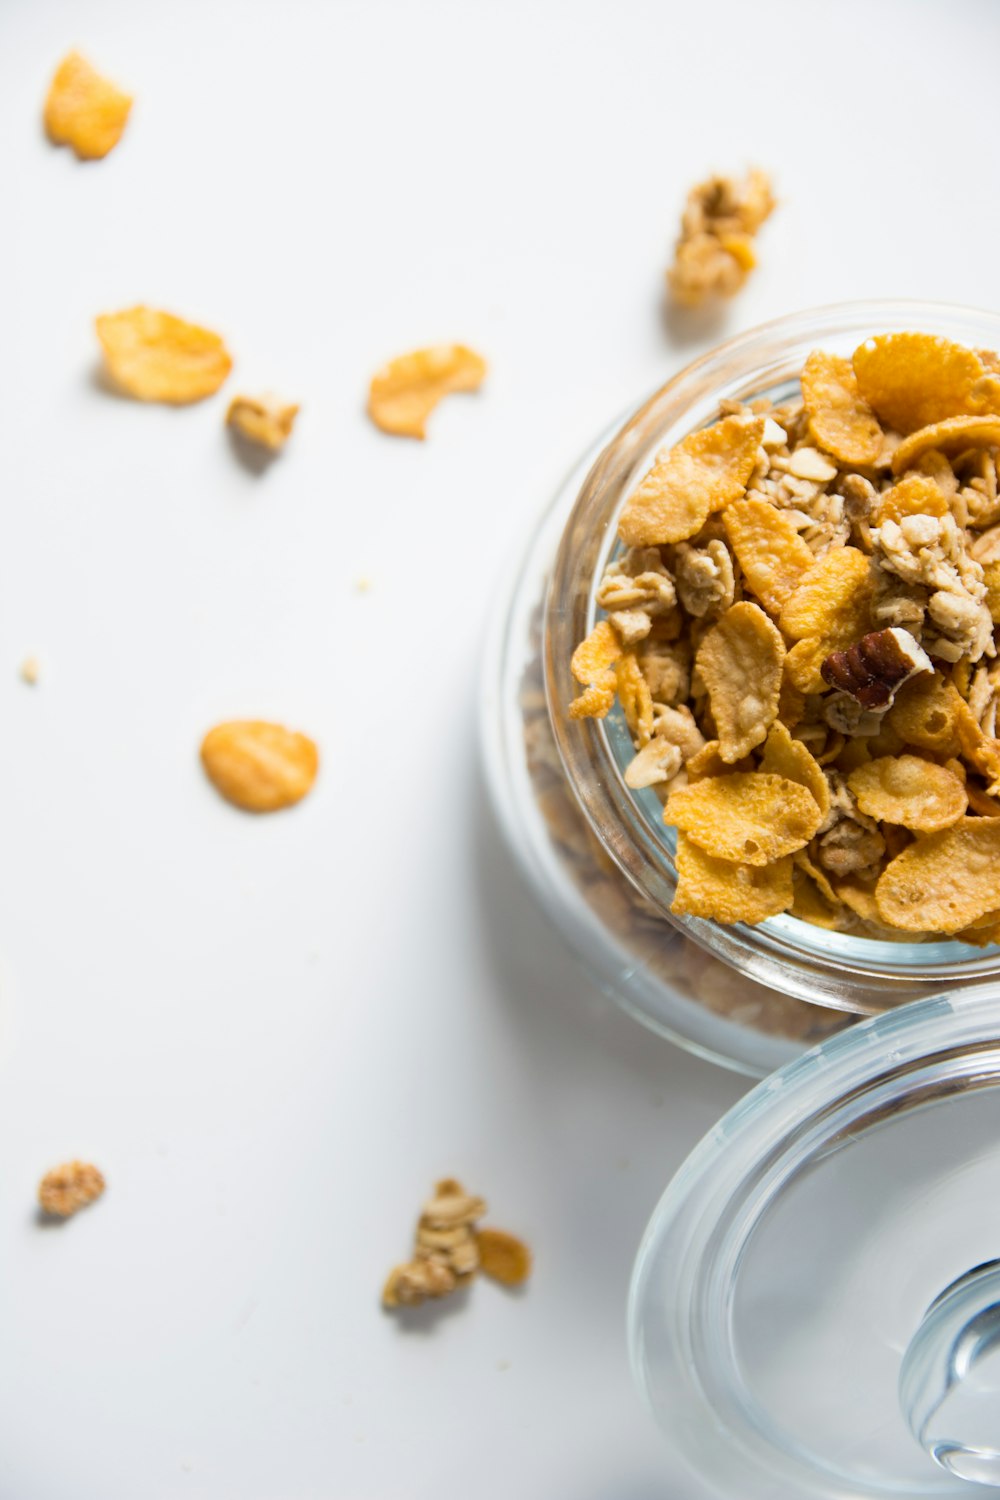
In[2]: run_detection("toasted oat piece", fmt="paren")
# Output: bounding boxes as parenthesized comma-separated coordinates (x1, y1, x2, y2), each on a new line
(44, 51, 132, 160)
(226, 394, 300, 453)
(38, 1161, 105, 1218)
(667, 169, 775, 308)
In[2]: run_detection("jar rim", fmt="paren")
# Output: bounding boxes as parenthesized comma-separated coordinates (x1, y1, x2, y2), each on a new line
(544, 299, 1000, 1011)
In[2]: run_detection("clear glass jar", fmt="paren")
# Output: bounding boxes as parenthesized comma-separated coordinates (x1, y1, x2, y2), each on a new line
(481, 301, 1000, 1076)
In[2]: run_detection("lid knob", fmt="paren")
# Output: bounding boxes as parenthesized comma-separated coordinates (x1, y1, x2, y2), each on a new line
(899, 1260, 1000, 1486)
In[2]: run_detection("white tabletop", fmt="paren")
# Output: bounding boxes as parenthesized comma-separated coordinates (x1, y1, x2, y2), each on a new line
(1, 2, 998, 1496)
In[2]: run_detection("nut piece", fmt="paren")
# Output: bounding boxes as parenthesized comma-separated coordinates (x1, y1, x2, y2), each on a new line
(201, 721, 319, 813)
(368, 345, 487, 438)
(96, 307, 232, 404)
(820, 627, 933, 709)
(44, 51, 132, 160)
(38, 1161, 105, 1218)
(226, 394, 300, 452)
(476, 1228, 533, 1287)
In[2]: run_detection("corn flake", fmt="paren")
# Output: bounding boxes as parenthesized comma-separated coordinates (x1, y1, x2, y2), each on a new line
(571, 621, 622, 684)
(618, 416, 764, 548)
(368, 345, 486, 438)
(44, 51, 132, 160)
(723, 496, 814, 617)
(96, 307, 232, 403)
(780, 549, 874, 693)
(671, 832, 793, 923)
(853, 332, 987, 434)
(615, 653, 654, 746)
(760, 721, 831, 819)
(876, 817, 1000, 931)
(695, 602, 784, 762)
(891, 414, 1000, 476)
(568, 673, 616, 721)
(875, 473, 949, 525)
(664, 771, 824, 865)
(847, 754, 967, 832)
(801, 349, 883, 465)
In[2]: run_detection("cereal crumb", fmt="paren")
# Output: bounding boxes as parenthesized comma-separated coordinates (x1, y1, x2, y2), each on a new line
(38, 1161, 105, 1218)
(667, 169, 775, 308)
(354, 575, 373, 594)
(226, 394, 299, 453)
(200, 720, 319, 813)
(20, 656, 40, 686)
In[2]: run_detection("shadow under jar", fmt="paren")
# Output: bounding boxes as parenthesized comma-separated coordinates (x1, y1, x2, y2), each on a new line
(482, 301, 1000, 1077)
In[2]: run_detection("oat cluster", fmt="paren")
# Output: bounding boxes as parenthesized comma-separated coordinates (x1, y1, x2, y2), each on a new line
(38, 1161, 105, 1218)
(569, 332, 1000, 940)
(382, 1179, 531, 1310)
(667, 169, 775, 309)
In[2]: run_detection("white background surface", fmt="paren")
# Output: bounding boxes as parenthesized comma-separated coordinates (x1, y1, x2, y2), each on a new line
(1, 2, 999, 1497)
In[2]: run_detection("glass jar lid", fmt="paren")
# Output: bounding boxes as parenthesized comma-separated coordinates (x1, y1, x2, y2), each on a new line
(629, 983, 1000, 1498)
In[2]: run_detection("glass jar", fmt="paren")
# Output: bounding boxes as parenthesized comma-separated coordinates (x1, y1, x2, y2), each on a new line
(482, 301, 1000, 1076)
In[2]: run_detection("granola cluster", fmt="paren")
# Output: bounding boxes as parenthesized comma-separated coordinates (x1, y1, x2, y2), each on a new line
(569, 332, 1000, 940)
(667, 169, 775, 308)
(382, 1179, 531, 1311)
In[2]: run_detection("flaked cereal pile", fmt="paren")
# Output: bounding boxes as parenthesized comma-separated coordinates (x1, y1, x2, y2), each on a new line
(569, 333, 1000, 941)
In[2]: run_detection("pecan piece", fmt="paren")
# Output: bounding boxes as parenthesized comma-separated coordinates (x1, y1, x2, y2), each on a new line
(820, 628, 932, 710)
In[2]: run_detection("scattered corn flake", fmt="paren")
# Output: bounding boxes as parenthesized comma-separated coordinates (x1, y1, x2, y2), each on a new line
(618, 415, 764, 548)
(571, 620, 622, 685)
(367, 345, 486, 439)
(801, 350, 883, 466)
(44, 50, 132, 160)
(226, 394, 299, 452)
(695, 602, 784, 762)
(760, 721, 831, 819)
(891, 414, 1000, 476)
(38, 1160, 105, 1218)
(875, 473, 949, 524)
(476, 1228, 533, 1287)
(723, 496, 815, 617)
(671, 831, 793, 923)
(200, 720, 319, 813)
(876, 817, 1000, 931)
(95, 306, 232, 404)
(664, 771, 824, 865)
(615, 653, 654, 746)
(847, 754, 967, 832)
(853, 332, 988, 434)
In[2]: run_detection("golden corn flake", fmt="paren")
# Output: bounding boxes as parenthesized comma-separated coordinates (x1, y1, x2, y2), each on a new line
(96, 307, 232, 404)
(367, 345, 486, 438)
(891, 414, 1000, 475)
(672, 832, 793, 923)
(568, 673, 616, 721)
(664, 771, 823, 865)
(723, 496, 815, 617)
(955, 698, 1000, 794)
(853, 332, 988, 434)
(790, 866, 840, 929)
(571, 620, 622, 685)
(847, 754, 967, 832)
(876, 817, 1000, 931)
(875, 473, 949, 525)
(886, 675, 962, 758)
(618, 415, 764, 548)
(201, 720, 319, 812)
(801, 350, 882, 466)
(760, 721, 831, 819)
(44, 51, 132, 160)
(984, 560, 1000, 624)
(476, 1228, 533, 1287)
(615, 653, 654, 746)
(780, 548, 874, 693)
(695, 602, 784, 762)
(226, 394, 300, 452)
